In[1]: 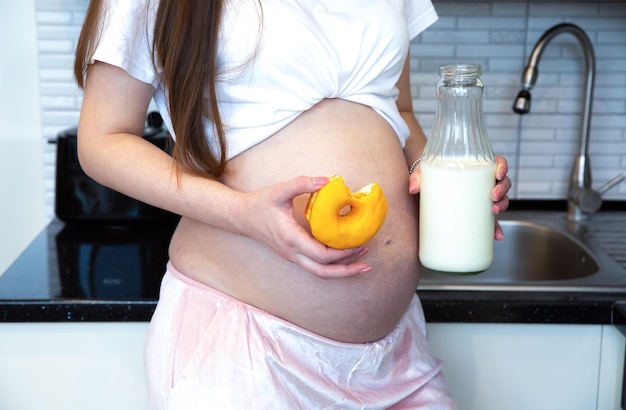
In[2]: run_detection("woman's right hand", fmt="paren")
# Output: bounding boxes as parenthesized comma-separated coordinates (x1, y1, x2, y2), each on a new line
(236, 176, 372, 279)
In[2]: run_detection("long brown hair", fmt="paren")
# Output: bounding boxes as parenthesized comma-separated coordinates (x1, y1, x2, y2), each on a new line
(74, 0, 227, 178)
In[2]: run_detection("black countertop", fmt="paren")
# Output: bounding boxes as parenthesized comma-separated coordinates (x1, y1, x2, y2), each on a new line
(1, 203, 625, 325)
(0, 219, 172, 322)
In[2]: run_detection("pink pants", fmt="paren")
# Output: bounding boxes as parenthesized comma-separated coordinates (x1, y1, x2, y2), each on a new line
(144, 262, 456, 409)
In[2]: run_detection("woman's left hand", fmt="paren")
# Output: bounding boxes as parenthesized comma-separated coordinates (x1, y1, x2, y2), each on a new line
(409, 154, 512, 241)
(491, 155, 512, 241)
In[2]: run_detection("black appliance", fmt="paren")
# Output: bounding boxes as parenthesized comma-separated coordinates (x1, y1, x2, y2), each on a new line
(51, 112, 177, 225)
(54, 222, 174, 299)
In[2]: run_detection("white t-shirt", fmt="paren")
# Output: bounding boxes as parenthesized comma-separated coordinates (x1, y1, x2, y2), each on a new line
(91, 0, 438, 159)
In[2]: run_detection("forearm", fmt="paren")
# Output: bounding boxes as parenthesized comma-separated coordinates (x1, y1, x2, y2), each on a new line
(78, 130, 246, 233)
(77, 61, 247, 234)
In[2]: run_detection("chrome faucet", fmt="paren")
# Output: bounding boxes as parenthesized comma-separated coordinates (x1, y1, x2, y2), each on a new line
(513, 23, 624, 222)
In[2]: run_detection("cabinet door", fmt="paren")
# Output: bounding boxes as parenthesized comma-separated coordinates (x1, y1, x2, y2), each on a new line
(598, 325, 626, 410)
(0, 323, 150, 410)
(426, 323, 603, 410)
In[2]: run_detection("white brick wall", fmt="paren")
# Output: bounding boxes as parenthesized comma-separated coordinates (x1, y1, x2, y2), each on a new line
(36, 0, 86, 220)
(35, 0, 626, 220)
(410, 1, 626, 201)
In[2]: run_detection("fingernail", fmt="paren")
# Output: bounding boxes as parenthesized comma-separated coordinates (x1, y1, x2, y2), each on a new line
(358, 247, 369, 256)
(359, 266, 372, 274)
(491, 189, 502, 202)
(312, 177, 327, 186)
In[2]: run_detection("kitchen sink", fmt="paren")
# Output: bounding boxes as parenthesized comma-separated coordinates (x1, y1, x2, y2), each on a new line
(418, 209, 626, 293)
(486, 220, 598, 280)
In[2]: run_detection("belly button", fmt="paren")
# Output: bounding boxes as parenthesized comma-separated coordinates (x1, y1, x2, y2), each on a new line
(385, 239, 394, 245)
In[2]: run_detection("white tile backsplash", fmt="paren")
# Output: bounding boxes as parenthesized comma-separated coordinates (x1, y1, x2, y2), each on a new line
(35, 0, 626, 220)
(411, 1, 626, 202)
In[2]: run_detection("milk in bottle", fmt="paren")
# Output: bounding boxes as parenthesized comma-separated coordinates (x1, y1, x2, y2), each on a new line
(418, 64, 496, 274)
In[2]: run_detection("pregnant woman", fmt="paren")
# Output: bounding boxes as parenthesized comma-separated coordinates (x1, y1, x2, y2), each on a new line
(75, 0, 510, 408)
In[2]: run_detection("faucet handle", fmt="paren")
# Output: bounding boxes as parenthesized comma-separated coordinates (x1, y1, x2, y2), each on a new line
(596, 173, 625, 196)
(570, 187, 602, 214)
(570, 173, 625, 214)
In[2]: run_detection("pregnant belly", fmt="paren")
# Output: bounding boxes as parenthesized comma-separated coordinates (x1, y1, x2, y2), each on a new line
(168, 99, 420, 343)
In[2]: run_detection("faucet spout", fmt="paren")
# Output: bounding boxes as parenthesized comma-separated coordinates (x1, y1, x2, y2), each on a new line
(513, 23, 600, 221)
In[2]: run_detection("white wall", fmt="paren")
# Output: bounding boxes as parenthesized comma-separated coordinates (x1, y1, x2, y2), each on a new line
(0, 1, 47, 274)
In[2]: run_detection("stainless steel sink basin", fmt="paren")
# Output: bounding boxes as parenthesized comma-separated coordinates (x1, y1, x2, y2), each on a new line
(418, 210, 626, 293)
(488, 220, 598, 280)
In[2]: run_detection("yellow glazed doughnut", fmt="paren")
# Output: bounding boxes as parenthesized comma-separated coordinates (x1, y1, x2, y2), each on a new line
(304, 175, 388, 249)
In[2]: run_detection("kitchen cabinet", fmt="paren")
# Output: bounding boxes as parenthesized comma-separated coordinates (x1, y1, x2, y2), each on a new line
(0, 322, 622, 410)
(0, 323, 150, 410)
(426, 323, 625, 410)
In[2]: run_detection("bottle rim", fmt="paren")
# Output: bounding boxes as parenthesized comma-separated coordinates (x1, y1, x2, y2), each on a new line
(439, 63, 482, 78)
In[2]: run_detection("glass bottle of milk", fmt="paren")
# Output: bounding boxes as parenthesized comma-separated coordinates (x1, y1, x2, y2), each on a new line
(418, 63, 496, 274)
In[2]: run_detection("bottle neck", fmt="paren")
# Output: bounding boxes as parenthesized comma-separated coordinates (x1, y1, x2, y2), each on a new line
(423, 64, 495, 164)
